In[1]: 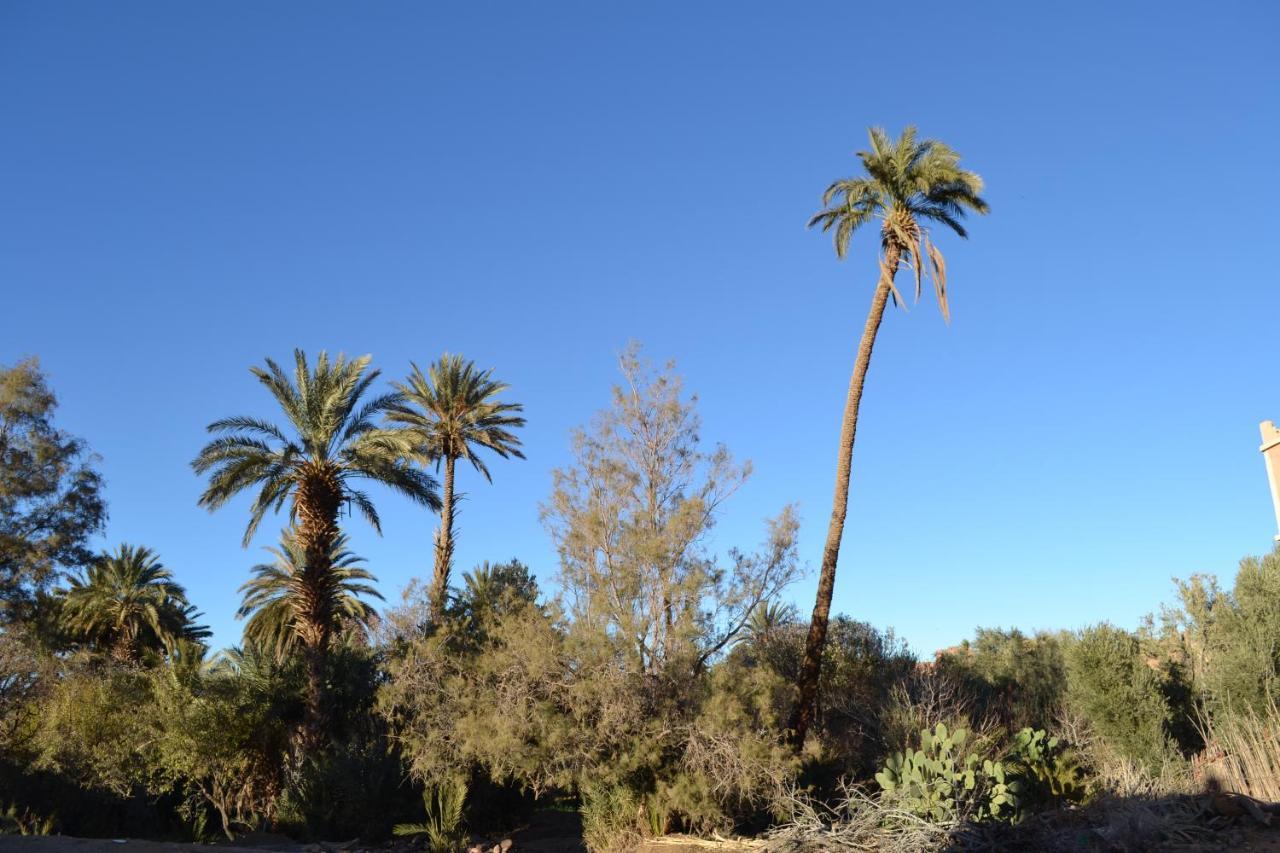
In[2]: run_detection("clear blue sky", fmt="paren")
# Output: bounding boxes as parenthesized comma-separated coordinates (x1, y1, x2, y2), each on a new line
(3, 2, 1278, 656)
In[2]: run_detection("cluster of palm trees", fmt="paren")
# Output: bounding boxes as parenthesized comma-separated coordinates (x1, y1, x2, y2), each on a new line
(54, 350, 525, 749)
(55, 125, 986, 756)
(191, 350, 524, 745)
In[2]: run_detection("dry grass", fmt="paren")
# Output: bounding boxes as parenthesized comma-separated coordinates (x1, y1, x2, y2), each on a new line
(762, 784, 964, 853)
(1198, 701, 1280, 802)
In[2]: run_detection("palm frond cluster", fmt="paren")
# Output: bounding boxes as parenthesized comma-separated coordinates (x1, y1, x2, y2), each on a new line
(61, 544, 209, 662)
(808, 126, 988, 321)
(237, 529, 382, 661)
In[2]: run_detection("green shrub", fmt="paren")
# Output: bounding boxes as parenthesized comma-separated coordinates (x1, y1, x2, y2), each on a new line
(394, 776, 467, 853)
(580, 780, 643, 853)
(935, 628, 1067, 732)
(1065, 624, 1174, 774)
(1159, 549, 1280, 718)
(0, 801, 55, 836)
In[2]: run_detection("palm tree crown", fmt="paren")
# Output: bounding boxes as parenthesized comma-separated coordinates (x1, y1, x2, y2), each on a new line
(388, 355, 526, 482)
(808, 126, 988, 321)
(192, 349, 441, 548)
(238, 528, 382, 661)
(741, 600, 798, 647)
(62, 544, 209, 661)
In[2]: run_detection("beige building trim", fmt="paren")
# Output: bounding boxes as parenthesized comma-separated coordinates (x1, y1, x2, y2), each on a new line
(1261, 421, 1280, 542)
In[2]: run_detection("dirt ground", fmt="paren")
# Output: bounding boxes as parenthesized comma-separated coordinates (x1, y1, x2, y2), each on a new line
(5, 821, 1280, 853)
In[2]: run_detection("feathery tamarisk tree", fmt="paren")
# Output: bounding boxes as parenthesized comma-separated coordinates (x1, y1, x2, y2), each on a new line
(193, 349, 439, 748)
(791, 128, 988, 747)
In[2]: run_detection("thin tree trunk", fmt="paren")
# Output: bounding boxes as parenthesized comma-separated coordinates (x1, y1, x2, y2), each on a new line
(429, 455, 456, 623)
(790, 247, 900, 749)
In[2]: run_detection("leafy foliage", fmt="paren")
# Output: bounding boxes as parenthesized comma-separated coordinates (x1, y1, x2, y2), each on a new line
(383, 351, 803, 848)
(1065, 624, 1175, 774)
(740, 613, 915, 780)
(935, 629, 1068, 732)
(0, 358, 106, 624)
(543, 345, 800, 678)
(1158, 549, 1280, 716)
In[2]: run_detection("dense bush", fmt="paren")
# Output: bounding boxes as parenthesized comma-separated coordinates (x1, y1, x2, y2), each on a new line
(743, 615, 915, 781)
(1157, 550, 1280, 717)
(934, 628, 1067, 733)
(1064, 623, 1176, 774)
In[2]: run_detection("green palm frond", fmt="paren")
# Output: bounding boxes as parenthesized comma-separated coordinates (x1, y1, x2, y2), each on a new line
(808, 126, 988, 322)
(237, 528, 383, 661)
(193, 349, 442, 547)
(387, 354, 526, 481)
(61, 544, 207, 662)
(394, 778, 467, 853)
(740, 599, 799, 646)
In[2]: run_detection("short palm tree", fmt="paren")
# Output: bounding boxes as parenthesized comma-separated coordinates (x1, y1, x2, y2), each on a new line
(61, 544, 209, 662)
(238, 528, 382, 662)
(192, 349, 440, 746)
(387, 355, 525, 622)
(792, 127, 988, 747)
(740, 600, 798, 647)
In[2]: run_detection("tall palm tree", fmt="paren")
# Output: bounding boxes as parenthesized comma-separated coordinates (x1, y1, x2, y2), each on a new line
(192, 349, 440, 746)
(238, 528, 382, 662)
(791, 127, 988, 747)
(387, 355, 525, 622)
(61, 544, 209, 662)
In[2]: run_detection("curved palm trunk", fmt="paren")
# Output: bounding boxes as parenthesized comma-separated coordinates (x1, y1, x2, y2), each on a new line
(429, 455, 456, 623)
(294, 468, 342, 751)
(790, 247, 900, 749)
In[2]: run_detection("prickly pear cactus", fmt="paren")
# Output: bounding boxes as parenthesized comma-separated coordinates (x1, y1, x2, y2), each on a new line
(981, 758, 1022, 819)
(1008, 727, 1086, 804)
(876, 723, 1026, 823)
(875, 723, 982, 822)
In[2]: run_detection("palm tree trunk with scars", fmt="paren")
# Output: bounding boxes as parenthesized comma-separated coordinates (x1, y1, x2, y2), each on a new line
(294, 466, 342, 751)
(429, 455, 457, 624)
(791, 244, 901, 749)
